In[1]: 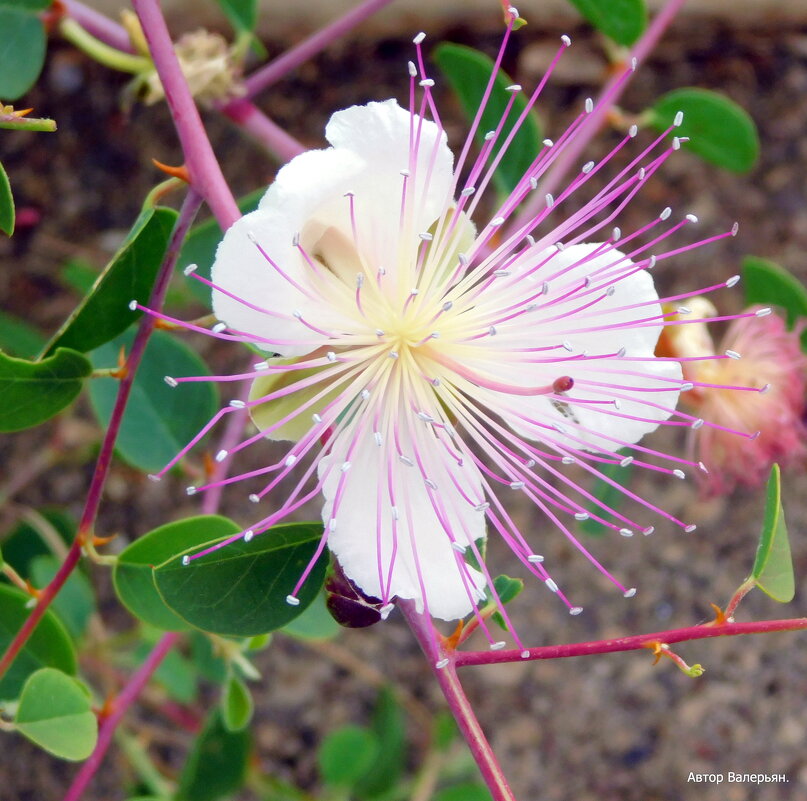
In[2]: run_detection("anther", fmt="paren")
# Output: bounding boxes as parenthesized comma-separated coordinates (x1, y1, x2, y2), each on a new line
(329, 518, 337, 531)
(254, 361, 269, 370)
(644, 526, 655, 536)
(186, 486, 197, 496)
(660, 207, 672, 221)
(759, 383, 771, 394)
(243, 530, 254, 542)
(435, 658, 449, 669)
(521, 650, 531, 659)
(286, 594, 300, 606)
(541, 282, 550, 295)
(673, 469, 686, 479)
(361, 389, 370, 401)
(620, 456, 634, 467)
(292, 232, 300, 247)
(674, 110, 684, 127)
(755, 307, 772, 317)
(128, 299, 138, 311)
(527, 554, 544, 563)
(545, 578, 559, 593)
(585, 97, 594, 113)
(691, 418, 704, 430)
(484, 130, 496, 141)
(285, 454, 298, 467)
(529, 176, 539, 190)
(340, 461, 351, 473)
(726, 275, 740, 288)
(312, 413, 323, 423)
(490, 641, 506, 650)
(731, 222, 739, 236)
(419, 231, 433, 241)
(606, 286, 616, 297)
(574, 512, 589, 521)
(505, 84, 521, 93)
(249, 494, 260, 503)
(182, 555, 190, 566)
(327, 351, 337, 362)
(425, 478, 438, 490)
(407, 61, 417, 77)
(684, 524, 697, 533)
(569, 606, 583, 616)
(183, 264, 198, 276)
(215, 449, 228, 463)
(164, 376, 178, 388)
(474, 502, 490, 512)
(451, 542, 467, 553)
(562, 340, 574, 352)
(630, 56, 637, 70)
(672, 137, 681, 150)
(391, 506, 400, 520)
(612, 226, 621, 241)
(619, 528, 633, 537)
(229, 400, 246, 408)
(398, 455, 414, 466)
(509, 481, 526, 490)
(677, 306, 691, 315)
(561, 34, 571, 46)
(629, 124, 638, 138)
(623, 588, 637, 598)
(419, 78, 435, 88)
(562, 456, 575, 464)
(443, 301, 454, 312)
(545, 193, 555, 208)
(582, 160, 595, 174)
(147, 474, 161, 482)
(374, 431, 382, 446)
(725, 349, 741, 360)
(638, 167, 646, 180)
(524, 459, 536, 468)
(461, 187, 475, 197)
(490, 216, 506, 227)
(413, 31, 426, 44)
(685, 214, 698, 224)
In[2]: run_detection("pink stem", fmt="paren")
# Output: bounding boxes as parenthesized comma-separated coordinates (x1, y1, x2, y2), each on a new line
(506, 0, 687, 237)
(221, 99, 306, 161)
(63, 632, 181, 801)
(399, 600, 516, 801)
(239, 0, 397, 99)
(0, 189, 203, 685)
(132, 0, 240, 230)
(62, 0, 136, 52)
(455, 617, 807, 667)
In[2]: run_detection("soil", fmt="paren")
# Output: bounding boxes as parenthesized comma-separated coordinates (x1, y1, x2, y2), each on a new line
(1, 9, 807, 801)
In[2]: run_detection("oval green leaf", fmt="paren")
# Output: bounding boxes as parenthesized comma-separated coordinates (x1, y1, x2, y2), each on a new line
(221, 673, 253, 732)
(0, 10, 46, 100)
(153, 522, 328, 637)
(649, 88, 759, 173)
(0, 160, 13, 236)
(742, 255, 807, 342)
(433, 43, 542, 196)
(114, 516, 242, 631)
(566, 0, 647, 46)
(14, 668, 97, 761)
(0, 347, 91, 432)
(751, 464, 794, 603)
(43, 207, 179, 356)
(318, 725, 379, 788)
(177, 710, 250, 801)
(0, 584, 77, 701)
(88, 329, 218, 473)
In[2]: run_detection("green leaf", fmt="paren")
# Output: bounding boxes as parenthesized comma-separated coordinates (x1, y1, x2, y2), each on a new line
(353, 687, 406, 799)
(60, 259, 100, 296)
(177, 190, 262, 303)
(221, 673, 253, 732)
(751, 464, 794, 603)
(742, 256, 807, 348)
(566, 0, 647, 46)
(0, 1, 53, 10)
(0, 10, 46, 100)
(0, 311, 45, 359)
(434, 43, 542, 196)
(29, 555, 95, 640)
(43, 207, 179, 356)
(0, 347, 92, 432)
(177, 710, 250, 801)
(114, 516, 241, 631)
(433, 783, 493, 801)
(216, 0, 258, 31)
(189, 631, 228, 683)
(280, 589, 339, 641)
(648, 88, 759, 173)
(153, 522, 328, 637)
(14, 668, 97, 761)
(580, 458, 634, 537)
(0, 584, 77, 701)
(318, 725, 379, 788)
(0, 160, 13, 236)
(88, 329, 218, 473)
(489, 574, 524, 630)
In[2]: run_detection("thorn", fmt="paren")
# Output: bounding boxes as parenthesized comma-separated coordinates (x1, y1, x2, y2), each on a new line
(151, 159, 191, 183)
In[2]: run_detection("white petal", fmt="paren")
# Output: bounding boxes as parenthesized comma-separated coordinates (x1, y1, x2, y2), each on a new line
(319, 419, 487, 621)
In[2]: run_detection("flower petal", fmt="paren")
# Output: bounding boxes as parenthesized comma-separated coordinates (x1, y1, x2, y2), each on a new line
(319, 416, 487, 621)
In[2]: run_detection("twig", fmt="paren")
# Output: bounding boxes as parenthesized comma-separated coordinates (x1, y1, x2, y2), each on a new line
(454, 617, 807, 667)
(132, 0, 240, 230)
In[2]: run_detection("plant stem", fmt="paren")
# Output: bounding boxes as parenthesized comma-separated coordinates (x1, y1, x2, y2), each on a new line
(63, 632, 181, 801)
(239, 0, 397, 99)
(506, 0, 687, 237)
(62, 0, 136, 53)
(399, 600, 517, 801)
(0, 112, 57, 133)
(132, 0, 240, 230)
(454, 617, 807, 667)
(219, 99, 305, 162)
(0, 190, 202, 685)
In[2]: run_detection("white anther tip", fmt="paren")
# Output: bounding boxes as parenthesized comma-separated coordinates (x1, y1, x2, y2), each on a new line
(182, 555, 190, 566)
(623, 588, 637, 598)
(248, 494, 260, 503)
(185, 486, 197, 496)
(243, 529, 254, 542)
(674, 110, 684, 127)
(490, 641, 507, 651)
(755, 307, 772, 317)
(286, 594, 300, 606)
(673, 469, 686, 480)
(521, 649, 531, 659)
(164, 375, 177, 387)
(643, 526, 655, 536)
(684, 524, 697, 533)
(685, 213, 698, 223)
(435, 658, 450, 669)
(147, 474, 161, 482)
(561, 34, 571, 46)
(585, 97, 594, 113)
(183, 263, 198, 276)
(527, 553, 544, 563)
(726, 274, 741, 288)
(619, 528, 634, 538)
(569, 606, 583, 616)
(128, 299, 138, 311)
(725, 349, 741, 360)
(545, 578, 559, 593)
(215, 449, 228, 463)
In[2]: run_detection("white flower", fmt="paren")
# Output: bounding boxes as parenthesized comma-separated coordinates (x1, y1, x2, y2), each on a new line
(150, 35, 748, 643)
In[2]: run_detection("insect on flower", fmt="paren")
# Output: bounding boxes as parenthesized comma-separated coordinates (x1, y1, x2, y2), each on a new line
(138, 8, 769, 658)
